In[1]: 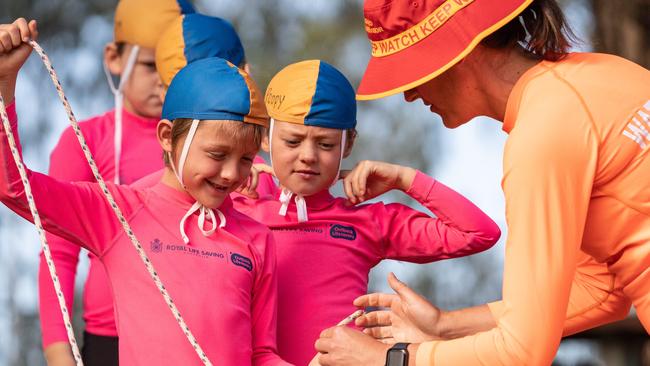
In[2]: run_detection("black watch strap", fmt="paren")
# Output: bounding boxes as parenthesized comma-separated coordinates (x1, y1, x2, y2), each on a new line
(385, 342, 410, 366)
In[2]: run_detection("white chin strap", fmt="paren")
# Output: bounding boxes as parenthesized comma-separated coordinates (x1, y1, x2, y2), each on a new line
(168, 119, 226, 244)
(103, 45, 140, 185)
(269, 118, 346, 222)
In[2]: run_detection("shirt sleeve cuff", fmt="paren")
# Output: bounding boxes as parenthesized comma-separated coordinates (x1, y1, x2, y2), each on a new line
(5, 101, 17, 122)
(405, 170, 437, 202)
(416, 340, 439, 366)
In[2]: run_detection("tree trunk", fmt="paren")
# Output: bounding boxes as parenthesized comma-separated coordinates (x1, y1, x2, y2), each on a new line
(591, 0, 650, 68)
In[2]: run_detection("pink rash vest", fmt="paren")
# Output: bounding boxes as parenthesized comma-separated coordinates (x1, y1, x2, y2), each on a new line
(3, 103, 288, 366)
(232, 170, 501, 366)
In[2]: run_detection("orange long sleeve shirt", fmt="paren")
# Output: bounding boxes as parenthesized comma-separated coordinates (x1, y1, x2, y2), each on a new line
(417, 53, 650, 365)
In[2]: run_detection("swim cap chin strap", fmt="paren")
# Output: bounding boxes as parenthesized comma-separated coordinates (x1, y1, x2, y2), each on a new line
(168, 119, 226, 244)
(270, 118, 346, 222)
(102, 45, 140, 185)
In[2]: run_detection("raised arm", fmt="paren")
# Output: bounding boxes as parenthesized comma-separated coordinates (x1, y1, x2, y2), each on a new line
(0, 20, 132, 255)
(342, 160, 500, 262)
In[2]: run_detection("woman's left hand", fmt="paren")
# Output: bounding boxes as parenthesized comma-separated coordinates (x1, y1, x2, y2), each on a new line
(341, 160, 416, 204)
(314, 326, 390, 366)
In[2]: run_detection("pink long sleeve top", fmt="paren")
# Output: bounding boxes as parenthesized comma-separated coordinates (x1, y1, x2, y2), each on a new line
(38, 108, 277, 347)
(3, 103, 288, 366)
(233, 171, 501, 366)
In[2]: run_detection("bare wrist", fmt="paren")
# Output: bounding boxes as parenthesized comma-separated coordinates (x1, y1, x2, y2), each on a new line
(397, 167, 417, 191)
(407, 344, 419, 366)
(0, 76, 17, 105)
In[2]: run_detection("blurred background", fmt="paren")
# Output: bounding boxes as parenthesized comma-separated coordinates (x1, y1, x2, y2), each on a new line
(0, 0, 648, 365)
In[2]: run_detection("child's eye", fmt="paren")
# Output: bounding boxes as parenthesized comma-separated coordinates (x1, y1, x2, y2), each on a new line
(283, 139, 300, 147)
(319, 143, 335, 150)
(208, 152, 226, 160)
(242, 156, 254, 163)
(139, 61, 156, 70)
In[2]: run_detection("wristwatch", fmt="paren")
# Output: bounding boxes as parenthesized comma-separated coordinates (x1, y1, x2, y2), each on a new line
(385, 342, 410, 366)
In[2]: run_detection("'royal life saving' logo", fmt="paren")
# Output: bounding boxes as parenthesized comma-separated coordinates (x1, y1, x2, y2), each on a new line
(231, 253, 253, 272)
(151, 238, 163, 253)
(329, 224, 357, 241)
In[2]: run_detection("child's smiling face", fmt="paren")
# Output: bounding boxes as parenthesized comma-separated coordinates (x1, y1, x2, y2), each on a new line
(271, 120, 350, 197)
(161, 119, 261, 208)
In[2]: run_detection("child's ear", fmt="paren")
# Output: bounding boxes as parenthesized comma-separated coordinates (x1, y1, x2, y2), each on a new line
(261, 129, 270, 152)
(157, 119, 174, 154)
(104, 42, 123, 75)
(342, 130, 356, 158)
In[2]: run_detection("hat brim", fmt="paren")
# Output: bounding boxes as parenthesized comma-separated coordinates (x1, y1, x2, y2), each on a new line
(357, 0, 532, 100)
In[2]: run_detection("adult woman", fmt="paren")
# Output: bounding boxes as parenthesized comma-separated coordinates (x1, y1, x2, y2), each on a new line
(314, 0, 650, 365)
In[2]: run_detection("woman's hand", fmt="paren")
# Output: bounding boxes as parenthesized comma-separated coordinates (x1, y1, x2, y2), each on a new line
(354, 273, 444, 343)
(341, 160, 416, 205)
(314, 326, 390, 366)
(236, 163, 274, 198)
(0, 18, 38, 103)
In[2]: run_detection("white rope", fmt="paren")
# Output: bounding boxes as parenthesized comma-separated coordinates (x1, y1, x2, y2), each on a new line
(0, 96, 83, 366)
(1, 40, 213, 365)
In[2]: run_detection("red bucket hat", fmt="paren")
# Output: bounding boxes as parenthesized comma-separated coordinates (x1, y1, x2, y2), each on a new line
(357, 0, 533, 100)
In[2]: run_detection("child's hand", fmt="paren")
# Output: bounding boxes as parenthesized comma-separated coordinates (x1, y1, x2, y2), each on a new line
(236, 163, 275, 199)
(341, 160, 416, 205)
(0, 18, 38, 103)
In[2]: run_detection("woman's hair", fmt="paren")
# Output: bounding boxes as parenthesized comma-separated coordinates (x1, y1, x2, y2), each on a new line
(163, 118, 264, 165)
(482, 0, 579, 61)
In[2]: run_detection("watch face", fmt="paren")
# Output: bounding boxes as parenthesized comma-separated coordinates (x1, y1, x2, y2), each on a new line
(387, 350, 408, 366)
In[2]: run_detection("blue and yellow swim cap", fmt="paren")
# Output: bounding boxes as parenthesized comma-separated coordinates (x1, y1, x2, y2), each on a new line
(156, 13, 245, 87)
(162, 57, 268, 128)
(264, 60, 356, 130)
(114, 0, 195, 49)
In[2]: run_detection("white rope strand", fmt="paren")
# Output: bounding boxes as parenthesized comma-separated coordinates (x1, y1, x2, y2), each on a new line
(0, 97, 84, 365)
(0, 40, 213, 365)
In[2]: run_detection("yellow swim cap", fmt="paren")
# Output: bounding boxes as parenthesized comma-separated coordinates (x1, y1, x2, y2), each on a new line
(114, 0, 195, 49)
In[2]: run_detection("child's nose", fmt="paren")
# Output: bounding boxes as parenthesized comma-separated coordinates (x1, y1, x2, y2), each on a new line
(298, 144, 318, 164)
(220, 160, 240, 182)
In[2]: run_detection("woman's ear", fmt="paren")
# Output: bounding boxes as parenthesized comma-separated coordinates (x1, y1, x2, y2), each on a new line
(157, 119, 174, 155)
(343, 130, 356, 158)
(104, 42, 123, 75)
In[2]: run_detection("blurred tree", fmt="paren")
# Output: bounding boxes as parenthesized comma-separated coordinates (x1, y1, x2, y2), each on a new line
(591, 0, 650, 68)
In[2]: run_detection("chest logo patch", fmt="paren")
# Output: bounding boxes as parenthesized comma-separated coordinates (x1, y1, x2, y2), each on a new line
(330, 224, 357, 241)
(151, 238, 163, 253)
(231, 253, 253, 272)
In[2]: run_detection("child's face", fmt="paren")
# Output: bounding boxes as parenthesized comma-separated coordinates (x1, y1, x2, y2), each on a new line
(271, 121, 344, 196)
(105, 43, 164, 118)
(171, 121, 259, 209)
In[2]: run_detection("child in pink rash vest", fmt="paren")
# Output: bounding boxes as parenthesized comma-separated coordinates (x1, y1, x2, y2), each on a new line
(37, 5, 275, 365)
(0, 21, 290, 365)
(37, 0, 195, 363)
(232, 60, 501, 366)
